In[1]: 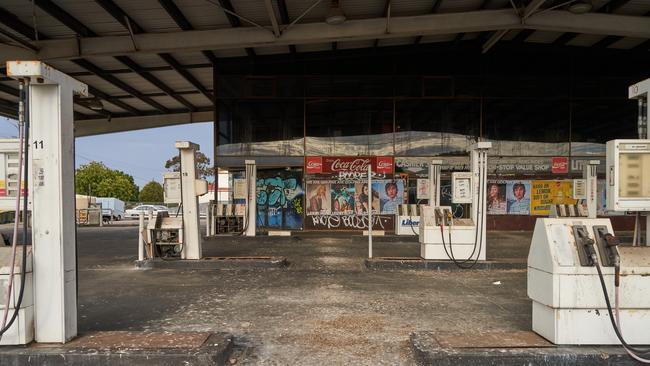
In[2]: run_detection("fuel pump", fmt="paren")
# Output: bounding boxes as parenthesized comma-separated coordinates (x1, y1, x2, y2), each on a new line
(528, 139, 650, 360)
(419, 142, 491, 267)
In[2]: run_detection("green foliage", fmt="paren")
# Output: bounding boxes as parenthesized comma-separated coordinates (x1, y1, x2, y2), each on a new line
(165, 151, 213, 179)
(138, 181, 164, 203)
(75, 161, 139, 201)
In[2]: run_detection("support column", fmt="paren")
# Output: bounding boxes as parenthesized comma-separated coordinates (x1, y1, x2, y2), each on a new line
(244, 160, 256, 237)
(176, 141, 203, 259)
(7, 61, 87, 343)
(428, 160, 442, 207)
(470, 142, 491, 261)
(584, 160, 599, 219)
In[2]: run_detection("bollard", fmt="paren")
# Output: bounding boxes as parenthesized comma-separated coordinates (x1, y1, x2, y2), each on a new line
(138, 212, 145, 260)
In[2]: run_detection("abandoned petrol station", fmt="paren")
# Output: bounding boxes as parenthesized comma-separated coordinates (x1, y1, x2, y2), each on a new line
(0, 0, 650, 365)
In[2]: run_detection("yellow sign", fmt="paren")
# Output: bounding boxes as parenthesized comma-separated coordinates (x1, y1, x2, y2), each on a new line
(530, 180, 577, 216)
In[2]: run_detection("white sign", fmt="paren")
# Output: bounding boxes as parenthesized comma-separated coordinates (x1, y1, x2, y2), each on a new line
(416, 179, 429, 200)
(233, 178, 246, 199)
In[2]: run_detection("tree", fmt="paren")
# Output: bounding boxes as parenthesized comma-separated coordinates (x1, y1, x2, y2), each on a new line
(139, 181, 164, 202)
(75, 162, 139, 201)
(165, 151, 213, 179)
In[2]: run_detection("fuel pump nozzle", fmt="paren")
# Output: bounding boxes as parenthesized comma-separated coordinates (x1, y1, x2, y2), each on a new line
(603, 233, 621, 287)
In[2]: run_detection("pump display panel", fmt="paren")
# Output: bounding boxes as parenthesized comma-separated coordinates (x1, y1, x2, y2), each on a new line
(606, 139, 650, 211)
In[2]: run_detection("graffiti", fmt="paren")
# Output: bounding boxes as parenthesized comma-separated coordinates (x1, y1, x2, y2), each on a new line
(256, 173, 304, 230)
(305, 214, 394, 230)
(293, 197, 303, 215)
(337, 171, 388, 181)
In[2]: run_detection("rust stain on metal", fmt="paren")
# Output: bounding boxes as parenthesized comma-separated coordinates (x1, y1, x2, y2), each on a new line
(64, 331, 210, 349)
(432, 331, 553, 349)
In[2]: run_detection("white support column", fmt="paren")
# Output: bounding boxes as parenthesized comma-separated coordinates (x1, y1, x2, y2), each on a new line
(368, 165, 372, 259)
(244, 160, 256, 237)
(176, 141, 203, 260)
(584, 160, 599, 219)
(7, 61, 87, 343)
(470, 142, 492, 261)
(428, 160, 443, 207)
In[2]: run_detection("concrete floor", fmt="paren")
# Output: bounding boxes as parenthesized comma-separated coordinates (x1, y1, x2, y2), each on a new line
(3, 225, 536, 365)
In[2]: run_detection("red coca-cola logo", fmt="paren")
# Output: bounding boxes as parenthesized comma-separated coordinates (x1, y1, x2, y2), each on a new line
(307, 161, 321, 169)
(330, 158, 371, 172)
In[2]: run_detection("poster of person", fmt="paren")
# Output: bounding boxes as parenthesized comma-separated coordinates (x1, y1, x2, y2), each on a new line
(306, 183, 331, 215)
(506, 181, 531, 215)
(331, 184, 355, 214)
(354, 183, 380, 214)
(372, 180, 405, 214)
(486, 181, 507, 215)
(416, 179, 429, 200)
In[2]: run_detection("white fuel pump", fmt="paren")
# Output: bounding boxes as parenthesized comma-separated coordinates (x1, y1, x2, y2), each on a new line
(528, 138, 650, 361)
(419, 142, 491, 266)
(139, 142, 207, 260)
(3, 61, 88, 344)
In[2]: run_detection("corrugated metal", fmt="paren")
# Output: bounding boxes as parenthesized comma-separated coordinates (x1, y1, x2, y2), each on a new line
(3, 0, 76, 38)
(148, 71, 197, 91)
(75, 76, 129, 96)
(182, 93, 213, 108)
(51, 0, 127, 36)
(190, 68, 213, 88)
(340, 0, 385, 19)
(615, 0, 650, 15)
(525, 30, 562, 44)
(81, 56, 128, 71)
(284, 0, 329, 24)
(111, 0, 180, 33)
(212, 48, 249, 58)
(123, 54, 169, 68)
(607, 37, 647, 50)
(567, 33, 603, 47)
(116, 97, 158, 112)
(438, 0, 484, 13)
(165, 52, 211, 65)
(220, 0, 275, 26)
(168, 0, 231, 29)
(111, 73, 161, 94)
(390, 0, 436, 17)
(150, 95, 185, 110)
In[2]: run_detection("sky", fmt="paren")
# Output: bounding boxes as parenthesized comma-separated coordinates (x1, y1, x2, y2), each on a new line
(0, 116, 214, 188)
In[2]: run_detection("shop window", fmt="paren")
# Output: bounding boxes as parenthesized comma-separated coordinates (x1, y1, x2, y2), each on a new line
(422, 77, 453, 98)
(306, 99, 393, 155)
(483, 99, 570, 156)
(305, 76, 393, 97)
(570, 99, 637, 156)
(394, 99, 479, 156)
(217, 101, 304, 156)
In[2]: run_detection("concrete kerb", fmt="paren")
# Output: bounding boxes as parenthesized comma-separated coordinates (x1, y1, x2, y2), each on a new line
(0, 333, 233, 366)
(135, 256, 289, 270)
(365, 257, 527, 270)
(410, 331, 641, 366)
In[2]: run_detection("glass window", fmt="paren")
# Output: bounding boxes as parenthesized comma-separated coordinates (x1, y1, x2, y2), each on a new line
(394, 99, 479, 156)
(306, 99, 393, 155)
(570, 99, 637, 156)
(483, 99, 570, 156)
(218, 100, 304, 156)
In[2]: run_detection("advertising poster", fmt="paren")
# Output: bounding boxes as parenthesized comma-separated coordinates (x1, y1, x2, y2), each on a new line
(506, 181, 531, 215)
(233, 179, 246, 199)
(331, 184, 355, 214)
(372, 180, 405, 214)
(486, 181, 507, 215)
(306, 182, 331, 215)
(530, 180, 576, 216)
(354, 183, 380, 214)
(416, 179, 429, 200)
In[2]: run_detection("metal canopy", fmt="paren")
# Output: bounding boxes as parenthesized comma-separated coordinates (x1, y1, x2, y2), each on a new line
(0, 0, 648, 136)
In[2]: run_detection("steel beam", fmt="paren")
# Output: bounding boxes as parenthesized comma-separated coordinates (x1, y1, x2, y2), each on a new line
(414, 0, 444, 44)
(75, 110, 213, 136)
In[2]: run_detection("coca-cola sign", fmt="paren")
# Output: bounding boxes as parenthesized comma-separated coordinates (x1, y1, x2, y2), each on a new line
(305, 156, 394, 174)
(305, 157, 323, 174)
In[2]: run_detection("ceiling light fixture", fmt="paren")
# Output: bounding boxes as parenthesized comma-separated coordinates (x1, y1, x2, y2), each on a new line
(568, 0, 593, 14)
(326, 0, 346, 25)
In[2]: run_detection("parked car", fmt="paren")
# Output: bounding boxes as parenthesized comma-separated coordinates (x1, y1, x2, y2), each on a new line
(125, 205, 169, 219)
